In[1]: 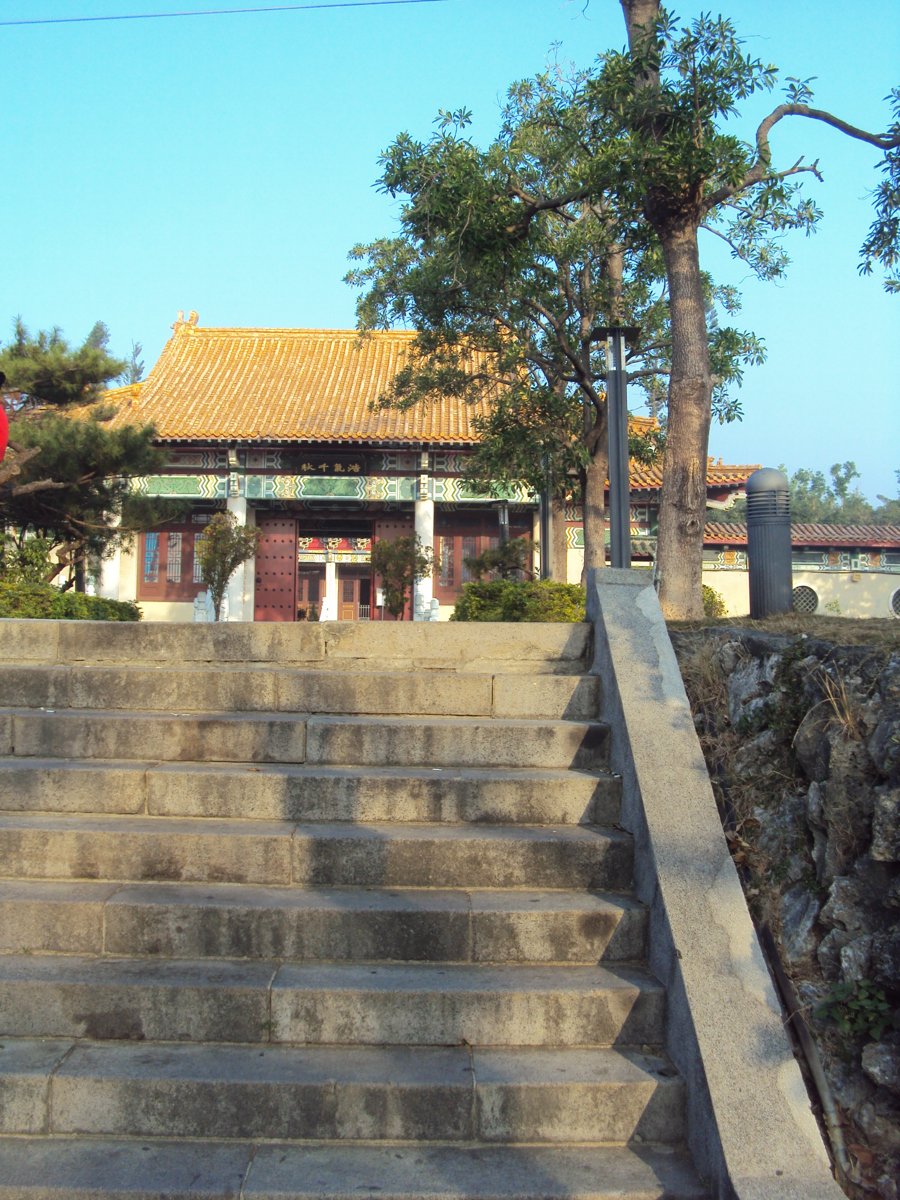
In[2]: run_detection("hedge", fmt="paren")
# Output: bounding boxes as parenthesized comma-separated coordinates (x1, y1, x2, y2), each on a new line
(0, 583, 141, 621)
(451, 580, 586, 623)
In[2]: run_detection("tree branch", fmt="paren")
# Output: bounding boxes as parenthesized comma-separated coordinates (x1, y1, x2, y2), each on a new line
(705, 102, 899, 212)
(507, 184, 594, 231)
(9, 478, 68, 498)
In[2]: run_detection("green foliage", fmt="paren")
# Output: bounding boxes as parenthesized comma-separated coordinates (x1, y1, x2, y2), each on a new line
(463, 537, 530, 581)
(371, 534, 433, 620)
(859, 86, 900, 293)
(0, 319, 164, 588)
(873, 472, 900, 523)
(195, 512, 262, 621)
(0, 535, 55, 585)
(451, 580, 585, 623)
(3, 409, 164, 579)
(348, 61, 766, 570)
(716, 461, 899, 527)
(0, 319, 127, 410)
(786, 462, 876, 524)
(815, 979, 894, 1041)
(702, 584, 727, 618)
(0, 582, 140, 621)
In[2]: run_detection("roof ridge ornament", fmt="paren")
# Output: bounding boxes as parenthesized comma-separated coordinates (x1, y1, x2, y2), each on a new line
(172, 310, 200, 332)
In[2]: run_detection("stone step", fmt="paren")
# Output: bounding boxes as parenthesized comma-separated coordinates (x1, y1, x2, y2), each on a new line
(0, 1138, 708, 1199)
(2, 1039, 685, 1144)
(0, 957, 665, 1046)
(304, 715, 610, 769)
(0, 618, 593, 671)
(0, 814, 632, 890)
(0, 711, 609, 769)
(1, 708, 307, 763)
(0, 881, 647, 963)
(0, 663, 601, 720)
(0, 759, 620, 825)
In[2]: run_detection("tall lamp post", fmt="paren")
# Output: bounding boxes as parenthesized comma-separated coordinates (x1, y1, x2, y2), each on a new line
(596, 327, 639, 569)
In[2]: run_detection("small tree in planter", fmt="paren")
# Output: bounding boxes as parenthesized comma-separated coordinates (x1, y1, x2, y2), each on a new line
(196, 512, 261, 621)
(371, 534, 432, 620)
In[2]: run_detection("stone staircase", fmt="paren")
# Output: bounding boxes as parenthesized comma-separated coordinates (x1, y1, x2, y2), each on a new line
(0, 619, 709, 1199)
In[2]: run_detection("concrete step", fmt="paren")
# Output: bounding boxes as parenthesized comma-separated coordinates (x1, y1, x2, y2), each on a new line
(0, 881, 647, 963)
(0, 814, 632, 889)
(304, 715, 609, 769)
(0, 663, 600, 720)
(0, 957, 665, 1046)
(0, 1137, 708, 1199)
(0, 759, 620, 825)
(0, 618, 593, 671)
(1, 708, 307, 763)
(2, 1039, 685, 1144)
(0, 711, 609, 769)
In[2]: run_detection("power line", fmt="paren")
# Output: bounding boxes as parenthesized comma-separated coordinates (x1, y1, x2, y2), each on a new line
(0, 0, 447, 28)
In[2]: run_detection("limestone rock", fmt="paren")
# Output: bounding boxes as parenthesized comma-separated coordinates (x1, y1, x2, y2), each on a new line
(862, 1038, 900, 1095)
(869, 707, 900, 782)
(872, 788, 900, 861)
(726, 653, 780, 728)
(857, 1096, 900, 1155)
(876, 1172, 899, 1200)
(818, 927, 852, 982)
(778, 884, 821, 967)
(839, 934, 873, 983)
(793, 707, 832, 782)
(821, 876, 875, 935)
(871, 929, 900, 990)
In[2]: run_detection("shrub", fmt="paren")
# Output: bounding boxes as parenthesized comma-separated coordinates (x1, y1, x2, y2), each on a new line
(0, 535, 56, 585)
(702, 584, 727, 618)
(0, 582, 141, 621)
(463, 537, 531, 581)
(195, 512, 262, 621)
(371, 534, 433, 620)
(451, 580, 585, 622)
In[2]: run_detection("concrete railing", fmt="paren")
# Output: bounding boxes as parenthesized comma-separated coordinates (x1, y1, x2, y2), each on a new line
(586, 568, 843, 1200)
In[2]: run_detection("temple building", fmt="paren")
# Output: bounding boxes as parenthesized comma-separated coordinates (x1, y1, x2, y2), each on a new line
(95, 315, 897, 621)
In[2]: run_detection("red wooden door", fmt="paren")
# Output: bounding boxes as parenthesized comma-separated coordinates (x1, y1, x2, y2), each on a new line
(253, 515, 297, 621)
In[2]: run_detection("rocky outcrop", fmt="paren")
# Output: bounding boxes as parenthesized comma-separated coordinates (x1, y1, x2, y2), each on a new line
(671, 628, 900, 1200)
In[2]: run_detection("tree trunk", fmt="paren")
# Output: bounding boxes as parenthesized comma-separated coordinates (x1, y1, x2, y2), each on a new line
(620, 0, 660, 39)
(655, 223, 712, 619)
(581, 444, 609, 580)
(550, 496, 569, 582)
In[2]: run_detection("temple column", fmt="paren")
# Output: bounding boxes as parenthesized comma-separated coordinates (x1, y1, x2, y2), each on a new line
(95, 514, 122, 600)
(225, 496, 255, 621)
(414, 497, 435, 620)
(320, 559, 338, 620)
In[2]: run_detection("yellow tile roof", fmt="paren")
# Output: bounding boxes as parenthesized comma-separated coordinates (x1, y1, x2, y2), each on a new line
(630, 459, 759, 490)
(99, 321, 756, 490)
(104, 323, 491, 445)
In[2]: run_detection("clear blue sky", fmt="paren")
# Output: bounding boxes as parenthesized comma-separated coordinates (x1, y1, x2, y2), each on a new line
(3, 0, 898, 502)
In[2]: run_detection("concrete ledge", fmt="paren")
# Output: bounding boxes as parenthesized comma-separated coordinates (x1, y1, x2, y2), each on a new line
(586, 568, 843, 1200)
(0, 619, 592, 669)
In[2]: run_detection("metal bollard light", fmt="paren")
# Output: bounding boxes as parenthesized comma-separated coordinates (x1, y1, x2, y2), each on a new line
(745, 467, 792, 618)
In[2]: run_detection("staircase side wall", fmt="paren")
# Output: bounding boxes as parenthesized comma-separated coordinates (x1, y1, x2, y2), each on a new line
(586, 568, 843, 1200)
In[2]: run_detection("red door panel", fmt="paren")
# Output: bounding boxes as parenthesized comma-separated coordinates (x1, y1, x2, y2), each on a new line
(254, 515, 297, 622)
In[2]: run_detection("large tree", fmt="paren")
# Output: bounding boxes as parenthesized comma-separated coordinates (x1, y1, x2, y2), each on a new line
(0, 320, 165, 589)
(349, 70, 760, 577)
(596, 2, 900, 615)
(355, 7, 899, 616)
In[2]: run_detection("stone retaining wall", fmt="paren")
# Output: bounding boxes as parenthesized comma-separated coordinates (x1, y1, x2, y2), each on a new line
(670, 628, 899, 1200)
